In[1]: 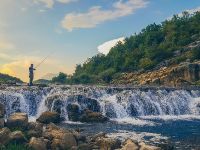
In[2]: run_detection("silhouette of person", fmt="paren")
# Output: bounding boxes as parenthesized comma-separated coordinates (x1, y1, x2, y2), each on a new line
(29, 64, 36, 86)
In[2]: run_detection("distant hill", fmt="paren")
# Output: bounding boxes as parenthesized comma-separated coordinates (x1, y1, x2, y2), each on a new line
(0, 73, 23, 84)
(34, 79, 51, 85)
(41, 73, 58, 80)
(67, 11, 200, 85)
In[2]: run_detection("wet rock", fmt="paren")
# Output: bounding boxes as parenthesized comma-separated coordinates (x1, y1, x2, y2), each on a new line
(67, 104, 81, 121)
(0, 103, 5, 118)
(80, 110, 108, 123)
(36, 111, 61, 124)
(77, 143, 93, 150)
(121, 139, 139, 150)
(10, 131, 27, 144)
(68, 95, 101, 112)
(6, 113, 28, 129)
(45, 95, 64, 114)
(0, 118, 4, 128)
(0, 127, 11, 145)
(96, 137, 121, 150)
(139, 142, 160, 150)
(27, 122, 43, 138)
(43, 123, 77, 149)
(29, 137, 47, 150)
(91, 132, 106, 142)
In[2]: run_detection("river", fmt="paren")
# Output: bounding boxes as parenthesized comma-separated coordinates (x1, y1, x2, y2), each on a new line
(0, 85, 200, 149)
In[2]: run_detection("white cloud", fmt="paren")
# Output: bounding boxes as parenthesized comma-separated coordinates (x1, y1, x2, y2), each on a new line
(98, 37, 125, 55)
(34, 0, 54, 8)
(182, 7, 200, 15)
(56, 0, 77, 4)
(61, 0, 148, 31)
(168, 6, 200, 20)
(33, 0, 78, 8)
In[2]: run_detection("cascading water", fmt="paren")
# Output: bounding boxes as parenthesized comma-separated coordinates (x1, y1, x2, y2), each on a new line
(0, 85, 200, 121)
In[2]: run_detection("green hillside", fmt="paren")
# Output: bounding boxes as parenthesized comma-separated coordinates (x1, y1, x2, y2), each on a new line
(56, 11, 200, 84)
(0, 73, 23, 84)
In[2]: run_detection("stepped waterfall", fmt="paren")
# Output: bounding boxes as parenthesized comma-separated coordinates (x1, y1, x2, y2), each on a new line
(0, 85, 200, 121)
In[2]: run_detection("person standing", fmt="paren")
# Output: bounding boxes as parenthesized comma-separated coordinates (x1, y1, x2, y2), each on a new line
(29, 64, 36, 86)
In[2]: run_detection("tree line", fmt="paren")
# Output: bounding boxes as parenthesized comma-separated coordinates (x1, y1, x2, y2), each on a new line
(52, 12, 200, 84)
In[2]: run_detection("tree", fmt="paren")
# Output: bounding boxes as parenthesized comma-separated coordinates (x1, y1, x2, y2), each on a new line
(52, 72, 67, 84)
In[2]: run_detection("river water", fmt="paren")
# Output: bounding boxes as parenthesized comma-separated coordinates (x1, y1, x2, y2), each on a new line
(0, 85, 200, 149)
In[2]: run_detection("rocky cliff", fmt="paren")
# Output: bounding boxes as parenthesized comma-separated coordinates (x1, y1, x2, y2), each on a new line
(114, 61, 200, 87)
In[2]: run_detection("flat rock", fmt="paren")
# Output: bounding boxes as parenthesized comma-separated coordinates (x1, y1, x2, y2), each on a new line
(6, 113, 28, 129)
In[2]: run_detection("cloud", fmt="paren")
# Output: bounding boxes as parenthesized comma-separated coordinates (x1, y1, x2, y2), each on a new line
(61, 0, 148, 31)
(0, 40, 15, 50)
(168, 6, 200, 20)
(33, 0, 78, 8)
(98, 37, 125, 55)
(181, 7, 200, 15)
(34, 0, 54, 8)
(56, 0, 77, 4)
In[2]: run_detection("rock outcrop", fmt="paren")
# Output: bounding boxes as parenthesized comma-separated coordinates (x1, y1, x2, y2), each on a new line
(116, 62, 200, 87)
(36, 111, 61, 124)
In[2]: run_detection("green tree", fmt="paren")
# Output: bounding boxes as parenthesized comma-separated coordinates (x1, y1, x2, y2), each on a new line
(52, 72, 67, 84)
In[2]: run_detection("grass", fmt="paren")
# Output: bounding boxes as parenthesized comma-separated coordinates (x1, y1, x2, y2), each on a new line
(0, 143, 31, 150)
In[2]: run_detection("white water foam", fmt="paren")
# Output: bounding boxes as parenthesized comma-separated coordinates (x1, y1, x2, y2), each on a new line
(111, 117, 156, 126)
(107, 130, 168, 143)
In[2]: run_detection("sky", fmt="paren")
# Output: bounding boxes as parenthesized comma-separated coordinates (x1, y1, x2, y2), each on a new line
(0, 0, 200, 82)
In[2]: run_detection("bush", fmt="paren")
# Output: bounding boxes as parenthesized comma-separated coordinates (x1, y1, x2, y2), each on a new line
(139, 58, 155, 70)
(52, 72, 67, 84)
(98, 68, 116, 83)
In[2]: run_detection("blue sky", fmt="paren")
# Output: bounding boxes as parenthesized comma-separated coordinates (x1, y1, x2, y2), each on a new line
(0, 0, 200, 81)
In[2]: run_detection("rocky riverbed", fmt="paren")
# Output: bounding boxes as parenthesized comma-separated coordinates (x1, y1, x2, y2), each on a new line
(0, 85, 200, 149)
(0, 105, 161, 150)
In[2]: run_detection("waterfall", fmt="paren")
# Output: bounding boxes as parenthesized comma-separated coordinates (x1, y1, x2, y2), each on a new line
(0, 85, 200, 121)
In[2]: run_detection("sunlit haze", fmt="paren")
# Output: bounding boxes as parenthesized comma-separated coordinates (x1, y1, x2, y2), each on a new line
(0, 0, 200, 81)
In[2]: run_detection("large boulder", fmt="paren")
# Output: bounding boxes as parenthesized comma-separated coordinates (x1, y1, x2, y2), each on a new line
(0, 127, 11, 145)
(95, 137, 121, 150)
(67, 104, 81, 121)
(27, 122, 43, 138)
(36, 111, 61, 124)
(10, 131, 27, 144)
(29, 137, 48, 150)
(45, 95, 64, 114)
(0, 103, 5, 118)
(0, 118, 4, 128)
(139, 142, 160, 150)
(67, 95, 101, 112)
(43, 123, 77, 150)
(6, 113, 28, 129)
(121, 139, 139, 150)
(80, 110, 108, 123)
